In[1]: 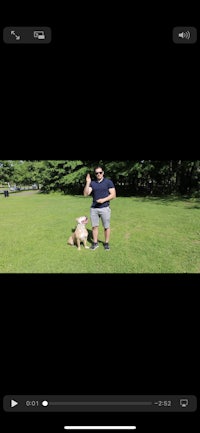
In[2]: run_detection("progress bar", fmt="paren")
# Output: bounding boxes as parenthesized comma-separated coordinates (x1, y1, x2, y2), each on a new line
(64, 428, 136, 430)
(3, 395, 197, 412)
(50, 402, 151, 406)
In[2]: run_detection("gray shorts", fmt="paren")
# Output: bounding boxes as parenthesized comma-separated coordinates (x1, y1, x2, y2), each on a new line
(90, 207, 111, 229)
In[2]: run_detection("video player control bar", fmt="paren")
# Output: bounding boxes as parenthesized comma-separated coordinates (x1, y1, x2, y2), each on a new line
(3, 27, 52, 44)
(3, 395, 197, 412)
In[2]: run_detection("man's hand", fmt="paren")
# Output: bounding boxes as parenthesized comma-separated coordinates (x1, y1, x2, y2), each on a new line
(96, 189, 116, 203)
(96, 198, 105, 204)
(83, 173, 92, 196)
(86, 173, 91, 183)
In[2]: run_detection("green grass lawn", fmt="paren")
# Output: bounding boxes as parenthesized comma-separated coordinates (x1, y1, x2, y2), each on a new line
(0, 191, 199, 273)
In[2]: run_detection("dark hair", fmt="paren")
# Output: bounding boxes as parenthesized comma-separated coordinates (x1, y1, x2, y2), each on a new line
(94, 166, 104, 172)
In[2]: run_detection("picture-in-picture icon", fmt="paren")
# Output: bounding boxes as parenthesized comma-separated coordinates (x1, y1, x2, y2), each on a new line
(33, 30, 45, 40)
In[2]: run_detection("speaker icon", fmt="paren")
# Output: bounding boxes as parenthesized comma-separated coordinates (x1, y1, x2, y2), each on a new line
(173, 27, 197, 44)
(178, 30, 190, 39)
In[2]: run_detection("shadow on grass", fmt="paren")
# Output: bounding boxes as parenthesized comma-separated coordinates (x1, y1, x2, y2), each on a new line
(130, 195, 200, 207)
(87, 229, 105, 246)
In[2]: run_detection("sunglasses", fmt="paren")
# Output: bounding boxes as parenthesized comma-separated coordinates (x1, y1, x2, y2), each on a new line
(95, 171, 103, 175)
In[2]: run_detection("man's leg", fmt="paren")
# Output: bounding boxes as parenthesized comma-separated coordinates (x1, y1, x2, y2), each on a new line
(90, 209, 99, 244)
(104, 227, 110, 243)
(92, 226, 99, 243)
(90, 226, 99, 249)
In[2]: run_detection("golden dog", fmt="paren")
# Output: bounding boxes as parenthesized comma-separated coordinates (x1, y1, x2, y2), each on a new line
(67, 216, 89, 250)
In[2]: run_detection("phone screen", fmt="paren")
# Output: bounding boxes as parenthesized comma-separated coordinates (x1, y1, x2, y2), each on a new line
(1, 3, 199, 432)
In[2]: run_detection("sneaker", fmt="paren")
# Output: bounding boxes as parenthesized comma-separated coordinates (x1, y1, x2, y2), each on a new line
(90, 242, 99, 250)
(104, 243, 110, 250)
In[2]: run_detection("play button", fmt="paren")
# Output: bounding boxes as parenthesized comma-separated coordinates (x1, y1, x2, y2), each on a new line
(11, 400, 18, 408)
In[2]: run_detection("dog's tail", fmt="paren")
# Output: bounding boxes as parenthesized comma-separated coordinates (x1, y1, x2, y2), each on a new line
(67, 236, 74, 246)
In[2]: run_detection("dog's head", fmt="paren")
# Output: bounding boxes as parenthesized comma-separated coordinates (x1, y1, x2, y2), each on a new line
(76, 216, 88, 225)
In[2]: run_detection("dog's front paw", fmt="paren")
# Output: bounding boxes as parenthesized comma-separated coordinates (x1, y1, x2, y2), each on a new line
(85, 246, 90, 249)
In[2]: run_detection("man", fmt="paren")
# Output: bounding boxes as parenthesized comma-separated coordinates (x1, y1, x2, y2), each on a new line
(83, 166, 116, 250)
